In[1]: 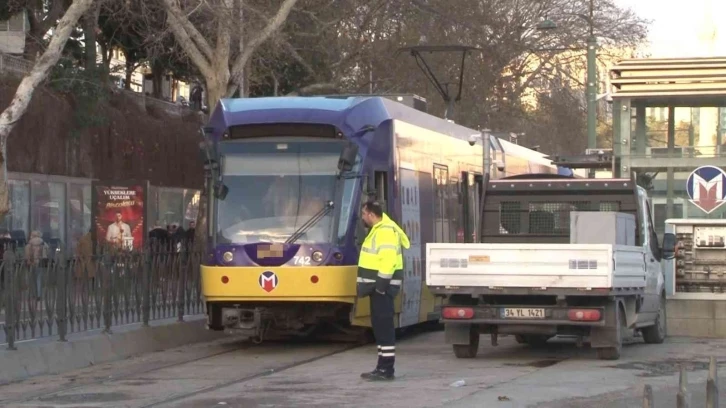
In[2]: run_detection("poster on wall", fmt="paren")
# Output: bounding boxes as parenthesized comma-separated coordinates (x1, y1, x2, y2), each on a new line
(91, 181, 148, 252)
(686, 166, 726, 214)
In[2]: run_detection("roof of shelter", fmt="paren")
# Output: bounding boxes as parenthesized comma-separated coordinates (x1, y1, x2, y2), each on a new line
(609, 57, 726, 106)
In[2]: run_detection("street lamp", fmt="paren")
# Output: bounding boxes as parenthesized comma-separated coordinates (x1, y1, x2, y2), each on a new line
(536, 0, 598, 152)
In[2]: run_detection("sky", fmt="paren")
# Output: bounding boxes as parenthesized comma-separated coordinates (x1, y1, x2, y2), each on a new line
(615, 0, 726, 57)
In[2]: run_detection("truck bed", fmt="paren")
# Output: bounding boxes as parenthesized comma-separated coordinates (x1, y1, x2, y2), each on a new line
(426, 243, 646, 291)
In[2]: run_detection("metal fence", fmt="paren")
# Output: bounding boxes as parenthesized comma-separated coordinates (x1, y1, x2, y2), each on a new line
(0, 245, 204, 350)
(0, 53, 33, 76)
(642, 357, 719, 408)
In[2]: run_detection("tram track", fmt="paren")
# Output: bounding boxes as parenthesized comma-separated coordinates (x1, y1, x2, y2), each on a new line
(139, 342, 362, 408)
(0, 338, 253, 405)
(2, 336, 367, 408)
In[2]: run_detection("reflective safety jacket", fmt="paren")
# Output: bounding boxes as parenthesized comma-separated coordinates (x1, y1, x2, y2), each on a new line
(357, 213, 411, 294)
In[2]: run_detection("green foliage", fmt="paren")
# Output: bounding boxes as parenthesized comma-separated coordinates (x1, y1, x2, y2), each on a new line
(0, 0, 22, 22)
(0, 2, 11, 21)
(47, 58, 111, 137)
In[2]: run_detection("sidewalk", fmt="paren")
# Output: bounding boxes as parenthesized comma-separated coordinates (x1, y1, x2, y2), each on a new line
(0, 313, 227, 384)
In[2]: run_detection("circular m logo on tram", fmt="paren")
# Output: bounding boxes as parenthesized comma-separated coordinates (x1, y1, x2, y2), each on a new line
(259, 271, 279, 293)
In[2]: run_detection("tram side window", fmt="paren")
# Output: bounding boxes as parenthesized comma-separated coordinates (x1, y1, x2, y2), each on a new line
(433, 165, 450, 243)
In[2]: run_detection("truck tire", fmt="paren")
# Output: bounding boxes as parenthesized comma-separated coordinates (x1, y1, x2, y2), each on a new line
(596, 346, 621, 360)
(596, 307, 625, 361)
(642, 294, 667, 344)
(515, 335, 551, 347)
(452, 326, 479, 359)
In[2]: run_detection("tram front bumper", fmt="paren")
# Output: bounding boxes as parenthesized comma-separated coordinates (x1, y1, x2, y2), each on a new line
(201, 265, 359, 302)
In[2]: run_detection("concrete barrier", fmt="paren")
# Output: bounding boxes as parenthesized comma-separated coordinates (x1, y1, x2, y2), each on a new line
(0, 315, 227, 384)
(666, 299, 726, 337)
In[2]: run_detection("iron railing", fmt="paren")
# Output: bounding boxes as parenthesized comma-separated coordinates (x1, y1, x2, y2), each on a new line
(0, 53, 34, 76)
(0, 243, 204, 350)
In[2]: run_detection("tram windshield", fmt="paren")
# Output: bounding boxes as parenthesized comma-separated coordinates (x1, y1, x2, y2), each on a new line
(216, 140, 358, 244)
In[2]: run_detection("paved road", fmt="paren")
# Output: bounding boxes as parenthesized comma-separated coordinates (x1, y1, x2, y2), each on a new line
(1, 330, 725, 407)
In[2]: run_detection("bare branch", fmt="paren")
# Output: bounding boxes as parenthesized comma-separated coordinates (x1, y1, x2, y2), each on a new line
(215, 0, 233, 70)
(229, 0, 300, 91)
(280, 38, 315, 75)
(162, 3, 215, 79)
(160, 0, 216, 63)
(287, 82, 339, 96)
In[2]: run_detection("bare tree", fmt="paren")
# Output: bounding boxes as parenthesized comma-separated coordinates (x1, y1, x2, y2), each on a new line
(0, 0, 97, 217)
(267, 0, 648, 135)
(160, 0, 300, 108)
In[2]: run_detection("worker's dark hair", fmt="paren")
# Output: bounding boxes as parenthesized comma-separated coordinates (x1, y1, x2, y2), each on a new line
(361, 200, 383, 217)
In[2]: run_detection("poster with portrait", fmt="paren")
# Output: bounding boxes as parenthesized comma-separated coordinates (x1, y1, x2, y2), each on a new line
(91, 181, 148, 253)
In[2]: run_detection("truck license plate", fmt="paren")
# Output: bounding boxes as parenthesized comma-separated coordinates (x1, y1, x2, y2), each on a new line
(501, 308, 545, 319)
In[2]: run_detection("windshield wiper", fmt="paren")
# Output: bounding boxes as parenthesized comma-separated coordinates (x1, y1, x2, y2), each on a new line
(285, 201, 335, 245)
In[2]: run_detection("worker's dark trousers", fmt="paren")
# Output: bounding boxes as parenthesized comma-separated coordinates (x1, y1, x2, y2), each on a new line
(370, 284, 400, 374)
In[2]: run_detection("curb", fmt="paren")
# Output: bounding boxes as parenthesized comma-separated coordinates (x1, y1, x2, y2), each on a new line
(0, 317, 226, 384)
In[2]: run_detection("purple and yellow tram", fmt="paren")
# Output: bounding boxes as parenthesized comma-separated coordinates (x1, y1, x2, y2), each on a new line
(199, 96, 565, 341)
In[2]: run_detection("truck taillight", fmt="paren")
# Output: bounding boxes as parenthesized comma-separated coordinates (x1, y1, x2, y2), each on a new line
(567, 309, 601, 321)
(442, 307, 474, 319)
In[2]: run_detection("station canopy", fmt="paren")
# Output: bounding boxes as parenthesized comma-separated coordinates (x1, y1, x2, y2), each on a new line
(609, 57, 726, 107)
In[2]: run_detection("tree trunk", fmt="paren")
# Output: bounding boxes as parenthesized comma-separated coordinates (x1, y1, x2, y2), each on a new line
(0, 0, 95, 218)
(205, 77, 228, 113)
(99, 42, 111, 71)
(82, 4, 100, 70)
(124, 60, 135, 90)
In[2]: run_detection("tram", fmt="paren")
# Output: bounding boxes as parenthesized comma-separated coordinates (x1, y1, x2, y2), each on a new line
(199, 95, 567, 341)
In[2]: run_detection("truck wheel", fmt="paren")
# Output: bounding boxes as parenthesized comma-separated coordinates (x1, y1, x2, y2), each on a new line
(515, 335, 551, 347)
(452, 326, 479, 359)
(596, 346, 621, 360)
(596, 308, 625, 360)
(642, 295, 667, 344)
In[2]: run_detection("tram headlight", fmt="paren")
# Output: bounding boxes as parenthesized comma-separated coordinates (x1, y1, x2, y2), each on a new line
(311, 251, 324, 263)
(222, 251, 234, 263)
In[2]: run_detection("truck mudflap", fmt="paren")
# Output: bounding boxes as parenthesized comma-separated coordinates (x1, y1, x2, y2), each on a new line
(440, 304, 606, 327)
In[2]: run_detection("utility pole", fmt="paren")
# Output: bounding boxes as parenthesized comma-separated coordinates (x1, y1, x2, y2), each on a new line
(586, 0, 597, 151)
(536, 0, 598, 151)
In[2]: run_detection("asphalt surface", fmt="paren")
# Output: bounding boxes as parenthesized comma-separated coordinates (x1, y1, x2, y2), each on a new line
(1, 329, 725, 407)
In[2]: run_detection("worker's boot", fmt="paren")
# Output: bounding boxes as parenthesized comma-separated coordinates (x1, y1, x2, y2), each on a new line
(361, 351, 382, 379)
(364, 368, 394, 381)
(361, 349, 386, 379)
(362, 350, 394, 380)
(360, 368, 380, 379)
